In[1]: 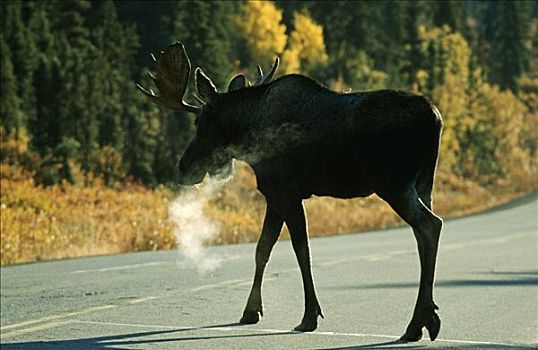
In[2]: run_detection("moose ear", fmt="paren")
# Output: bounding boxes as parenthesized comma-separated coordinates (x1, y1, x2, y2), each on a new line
(195, 67, 218, 102)
(227, 74, 248, 92)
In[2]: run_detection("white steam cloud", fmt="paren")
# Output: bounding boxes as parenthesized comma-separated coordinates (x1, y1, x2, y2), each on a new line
(168, 178, 224, 274)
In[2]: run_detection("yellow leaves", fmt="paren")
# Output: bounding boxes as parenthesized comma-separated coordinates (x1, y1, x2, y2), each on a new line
(456, 79, 533, 184)
(414, 25, 535, 186)
(416, 26, 471, 170)
(0, 164, 176, 265)
(479, 84, 527, 160)
(413, 69, 429, 92)
(2, 155, 535, 266)
(517, 75, 538, 179)
(282, 11, 328, 75)
(96, 145, 124, 186)
(518, 75, 538, 113)
(418, 25, 470, 90)
(233, 1, 287, 64)
(234, 2, 328, 75)
(280, 49, 300, 74)
(281, 12, 328, 74)
(0, 126, 31, 165)
(0, 162, 34, 181)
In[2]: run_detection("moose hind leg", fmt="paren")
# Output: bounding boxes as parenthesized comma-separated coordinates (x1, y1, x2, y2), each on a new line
(240, 202, 283, 324)
(381, 187, 442, 341)
(284, 201, 324, 332)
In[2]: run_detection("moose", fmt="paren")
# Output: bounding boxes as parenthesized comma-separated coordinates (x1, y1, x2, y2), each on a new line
(138, 42, 443, 342)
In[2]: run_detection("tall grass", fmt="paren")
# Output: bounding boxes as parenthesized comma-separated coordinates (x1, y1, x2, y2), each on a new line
(1, 164, 175, 264)
(1, 161, 535, 265)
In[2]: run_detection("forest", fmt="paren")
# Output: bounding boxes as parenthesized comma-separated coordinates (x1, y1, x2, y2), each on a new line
(1, 0, 537, 265)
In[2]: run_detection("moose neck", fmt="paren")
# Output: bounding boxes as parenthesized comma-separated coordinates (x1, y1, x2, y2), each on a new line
(222, 86, 270, 163)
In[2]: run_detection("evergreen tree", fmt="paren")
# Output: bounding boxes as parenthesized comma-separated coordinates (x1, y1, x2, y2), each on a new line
(184, 1, 232, 88)
(89, 0, 139, 153)
(1, 2, 38, 137)
(1, 0, 534, 187)
(381, 0, 409, 87)
(161, 0, 233, 88)
(152, 112, 194, 185)
(209, 1, 240, 71)
(28, 2, 62, 154)
(31, 52, 63, 154)
(0, 37, 22, 136)
(115, 1, 171, 70)
(432, 0, 467, 34)
(402, 1, 423, 87)
(48, 1, 101, 170)
(141, 0, 236, 183)
(125, 72, 161, 185)
(488, 0, 526, 91)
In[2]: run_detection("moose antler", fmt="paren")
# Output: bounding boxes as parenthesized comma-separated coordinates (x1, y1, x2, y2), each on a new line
(136, 42, 200, 114)
(253, 57, 280, 86)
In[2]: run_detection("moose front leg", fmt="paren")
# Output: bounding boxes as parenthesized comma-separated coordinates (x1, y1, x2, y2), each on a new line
(284, 200, 324, 332)
(240, 202, 284, 324)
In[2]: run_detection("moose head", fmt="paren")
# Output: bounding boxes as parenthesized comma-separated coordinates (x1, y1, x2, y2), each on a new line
(137, 42, 278, 185)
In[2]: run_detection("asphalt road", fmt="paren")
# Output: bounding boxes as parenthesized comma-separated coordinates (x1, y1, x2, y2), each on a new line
(1, 193, 537, 349)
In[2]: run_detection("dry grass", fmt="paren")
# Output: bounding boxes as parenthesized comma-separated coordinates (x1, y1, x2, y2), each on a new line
(208, 162, 536, 240)
(0, 164, 175, 265)
(1, 161, 535, 266)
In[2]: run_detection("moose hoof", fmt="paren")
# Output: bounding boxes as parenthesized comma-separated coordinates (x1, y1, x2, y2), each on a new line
(401, 309, 441, 342)
(240, 310, 261, 324)
(425, 311, 441, 341)
(399, 328, 423, 342)
(293, 316, 318, 332)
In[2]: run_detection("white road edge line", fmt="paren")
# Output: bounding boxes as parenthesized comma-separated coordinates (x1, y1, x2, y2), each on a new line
(70, 261, 169, 274)
(68, 255, 243, 274)
(3, 231, 535, 341)
(0, 277, 257, 336)
(67, 319, 530, 348)
(0, 277, 247, 334)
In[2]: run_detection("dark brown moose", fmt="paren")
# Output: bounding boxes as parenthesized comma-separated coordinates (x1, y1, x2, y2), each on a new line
(138, 42, 444, 342)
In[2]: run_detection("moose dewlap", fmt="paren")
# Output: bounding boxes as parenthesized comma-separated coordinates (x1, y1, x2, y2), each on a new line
(138, 42, 443, 341)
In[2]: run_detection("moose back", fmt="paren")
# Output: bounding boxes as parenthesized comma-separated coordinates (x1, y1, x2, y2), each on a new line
(138, 42, 443, 342)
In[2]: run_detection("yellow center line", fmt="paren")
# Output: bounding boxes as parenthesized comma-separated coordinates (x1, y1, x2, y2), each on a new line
(1, 305, 117, 332)
(1, 321, 68, 340)
(3, 230, 533, 340)
(0, 276, 259, 339)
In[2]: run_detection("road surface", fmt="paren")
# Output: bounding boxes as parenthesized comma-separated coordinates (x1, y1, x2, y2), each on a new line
(1, 193, 537, 349)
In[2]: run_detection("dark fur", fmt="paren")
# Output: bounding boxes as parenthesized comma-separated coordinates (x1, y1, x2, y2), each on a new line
(179, 73, 443, 341)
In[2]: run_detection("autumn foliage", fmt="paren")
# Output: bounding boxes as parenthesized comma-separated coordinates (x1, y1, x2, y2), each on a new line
(1, 1, 537, 265)
(4, 156, 534, 266)
(234, 1, 328, 75)
(0, 163, 176, 265)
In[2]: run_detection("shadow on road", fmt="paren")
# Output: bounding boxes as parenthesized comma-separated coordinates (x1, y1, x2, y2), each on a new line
(0, 322, 296, 350)
(331, 275, 538, 290)
(317, 339, 427, 349)
(485, 270, 538, 276)
(317, 339, 534, 350)
(3, 323, 535, 350)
